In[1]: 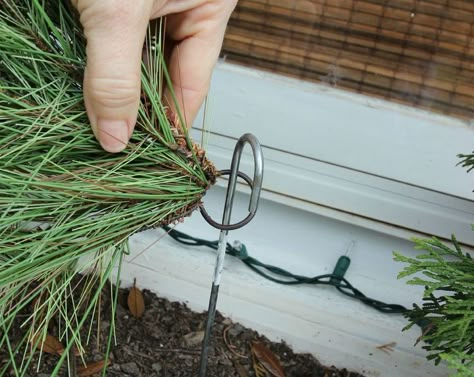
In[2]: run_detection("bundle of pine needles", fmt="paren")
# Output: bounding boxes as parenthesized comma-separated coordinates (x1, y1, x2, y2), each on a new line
(0, 1, 216, 375)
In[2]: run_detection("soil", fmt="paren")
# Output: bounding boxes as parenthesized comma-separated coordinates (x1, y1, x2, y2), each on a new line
(2, 286, 366, 377)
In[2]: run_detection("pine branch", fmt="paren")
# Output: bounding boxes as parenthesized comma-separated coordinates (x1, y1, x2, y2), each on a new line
(0, 1, 216, 375)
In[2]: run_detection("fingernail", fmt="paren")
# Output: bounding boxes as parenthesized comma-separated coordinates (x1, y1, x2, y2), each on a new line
(97, 120, 129, 153)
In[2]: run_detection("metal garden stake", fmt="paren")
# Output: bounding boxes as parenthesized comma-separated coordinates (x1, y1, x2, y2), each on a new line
(198, 133, 264, 377)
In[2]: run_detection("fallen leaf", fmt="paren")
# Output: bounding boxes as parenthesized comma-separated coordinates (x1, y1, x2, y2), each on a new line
(77, 359, 110, 376)
(32, 334, 64, 355)
(252, 359, 268, 377)
(233, 359, 249, 377)
(183, 330, 205, 347)
(251, 342, 285, 377)
(127, 281, 145, 319)
(72, 344, 82, 357)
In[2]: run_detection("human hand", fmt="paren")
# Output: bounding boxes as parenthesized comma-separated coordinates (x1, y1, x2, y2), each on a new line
(73, 0, 237, 152)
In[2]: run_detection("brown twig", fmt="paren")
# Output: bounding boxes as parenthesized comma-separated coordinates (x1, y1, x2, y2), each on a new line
(376, 342, 397, 354)
(223, 325, 248, 359)
(415, 323, 436, 346)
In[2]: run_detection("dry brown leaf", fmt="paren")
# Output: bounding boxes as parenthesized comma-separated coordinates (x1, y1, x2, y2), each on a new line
(183, 330, 205, 347)
(32, 334, 64, 355)
(127, 281, 145, 318)
(77, 359, 110, 376)
(233, 359, 250, 377)
(251, 342, 285, 377)
(72, 344, 82, 357)
(252, 358, 269, 377)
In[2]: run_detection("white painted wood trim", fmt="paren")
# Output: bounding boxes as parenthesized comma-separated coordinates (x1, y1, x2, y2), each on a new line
(191, 62, 474, 246)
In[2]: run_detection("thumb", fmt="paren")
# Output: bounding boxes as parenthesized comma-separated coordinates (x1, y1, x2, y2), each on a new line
(77, 1, 152, 152)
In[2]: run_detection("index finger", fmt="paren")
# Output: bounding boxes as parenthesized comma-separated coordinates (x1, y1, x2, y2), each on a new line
(164, 1, 237, 127)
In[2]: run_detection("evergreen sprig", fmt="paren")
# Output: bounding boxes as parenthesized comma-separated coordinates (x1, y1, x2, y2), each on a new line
(0, 1, 215, 375)
(442, 350, 474, 377)
(394, 235, 474, 372)
(458, 151, 474, 174)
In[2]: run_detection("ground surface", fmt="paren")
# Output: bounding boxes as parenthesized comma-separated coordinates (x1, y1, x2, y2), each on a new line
(3, 286, 366, 377)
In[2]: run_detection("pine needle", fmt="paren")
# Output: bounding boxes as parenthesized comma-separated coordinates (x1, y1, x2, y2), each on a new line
(0, 1, 216, 375)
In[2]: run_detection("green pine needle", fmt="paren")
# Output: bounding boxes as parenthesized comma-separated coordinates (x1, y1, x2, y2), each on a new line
(0, 1, 216, 375)
(458, 151, 474, 175)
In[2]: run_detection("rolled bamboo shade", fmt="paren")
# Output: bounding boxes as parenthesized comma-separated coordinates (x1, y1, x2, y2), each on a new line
(222, 0, 474, 120)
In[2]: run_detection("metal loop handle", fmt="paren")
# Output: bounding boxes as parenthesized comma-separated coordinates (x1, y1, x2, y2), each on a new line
(200, 133, 264, 231)
(199, 170, 254, 231)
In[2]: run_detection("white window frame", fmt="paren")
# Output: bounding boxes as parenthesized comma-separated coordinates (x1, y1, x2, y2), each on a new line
(191, 62, 474, 247)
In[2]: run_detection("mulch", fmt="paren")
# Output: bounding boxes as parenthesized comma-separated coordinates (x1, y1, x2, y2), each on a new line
(2, 285, 366, 377)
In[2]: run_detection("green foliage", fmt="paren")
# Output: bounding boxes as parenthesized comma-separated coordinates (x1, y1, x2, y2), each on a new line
(394, 235, 474, 375)
(458, 151, 474, 174)
(0, 1, 215, 375)
(441, 351, 474, 377)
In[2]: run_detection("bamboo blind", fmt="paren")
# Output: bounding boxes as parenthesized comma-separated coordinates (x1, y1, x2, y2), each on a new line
(222, 0, 474, 120)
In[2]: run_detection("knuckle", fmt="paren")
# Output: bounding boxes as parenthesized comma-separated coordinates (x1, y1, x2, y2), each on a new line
(87, 77, 140, 109)
(77, 0, 145, 28)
